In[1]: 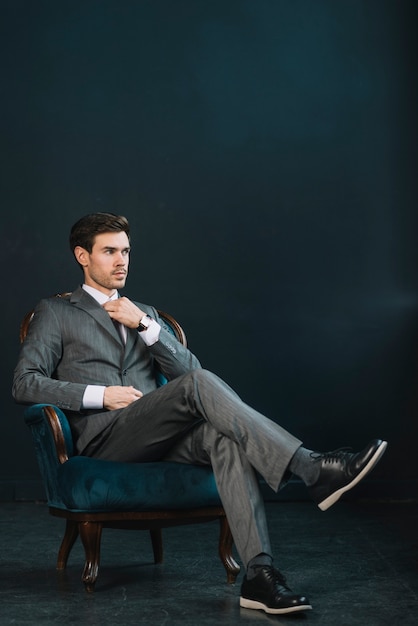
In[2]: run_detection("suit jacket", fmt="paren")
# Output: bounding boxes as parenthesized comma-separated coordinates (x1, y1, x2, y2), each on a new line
(13, 286, 201, 452)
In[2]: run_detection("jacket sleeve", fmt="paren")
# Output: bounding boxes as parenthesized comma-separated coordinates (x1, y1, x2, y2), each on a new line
(12, 298, 87, 412)
(145, 306, 202, 380)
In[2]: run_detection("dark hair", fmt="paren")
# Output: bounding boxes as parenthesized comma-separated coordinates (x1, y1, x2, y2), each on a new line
(69, 212, 130, 254)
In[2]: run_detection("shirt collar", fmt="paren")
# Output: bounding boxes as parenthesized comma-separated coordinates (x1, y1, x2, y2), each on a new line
(82, 284, 119, 304)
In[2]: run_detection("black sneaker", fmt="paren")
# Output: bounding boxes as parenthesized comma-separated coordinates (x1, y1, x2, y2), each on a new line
(240, 566, 312, 615)
(309, 439, 387, 511)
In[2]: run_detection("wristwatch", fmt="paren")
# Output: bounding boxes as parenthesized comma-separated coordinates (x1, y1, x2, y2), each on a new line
(137, 314, 153, 332)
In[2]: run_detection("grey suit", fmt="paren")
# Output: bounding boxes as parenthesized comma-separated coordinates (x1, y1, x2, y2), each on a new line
(13, 286, 302, 566)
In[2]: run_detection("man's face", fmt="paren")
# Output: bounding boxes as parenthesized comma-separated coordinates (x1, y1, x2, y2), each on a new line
(74, 231, 130, 295)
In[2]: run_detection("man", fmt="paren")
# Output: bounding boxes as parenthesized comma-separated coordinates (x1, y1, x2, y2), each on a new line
(13, 212, 387, 615)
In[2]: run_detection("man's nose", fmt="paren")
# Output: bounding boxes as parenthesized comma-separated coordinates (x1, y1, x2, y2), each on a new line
(115, 253, 126, 264)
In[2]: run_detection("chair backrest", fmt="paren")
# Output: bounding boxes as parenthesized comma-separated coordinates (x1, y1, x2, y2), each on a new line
(20, 293, 187, 506)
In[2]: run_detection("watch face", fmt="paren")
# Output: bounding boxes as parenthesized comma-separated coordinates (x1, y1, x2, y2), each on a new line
(139, 315, 151, 330)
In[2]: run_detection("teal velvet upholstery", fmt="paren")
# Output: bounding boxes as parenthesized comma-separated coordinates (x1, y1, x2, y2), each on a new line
(58, 457, 221, 512)
(24, 404, 221, 513)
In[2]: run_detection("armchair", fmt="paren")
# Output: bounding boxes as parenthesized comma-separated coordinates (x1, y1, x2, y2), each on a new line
(20, 295, 240, 592)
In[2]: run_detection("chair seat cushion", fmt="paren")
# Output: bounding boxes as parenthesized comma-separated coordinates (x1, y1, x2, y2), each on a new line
(56, 456, 222, 512)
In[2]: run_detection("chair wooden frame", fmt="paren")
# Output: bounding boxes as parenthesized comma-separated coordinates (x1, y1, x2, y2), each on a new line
(20, 294, 240, 592)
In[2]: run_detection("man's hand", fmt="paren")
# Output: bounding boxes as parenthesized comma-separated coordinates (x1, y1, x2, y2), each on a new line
(103, 385, 143, 410)
(103, 297, 145, 329)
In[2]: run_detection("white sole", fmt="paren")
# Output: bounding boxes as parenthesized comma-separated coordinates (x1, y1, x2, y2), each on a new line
(318, 440, 388, 511)
(240, 597, 312, 614)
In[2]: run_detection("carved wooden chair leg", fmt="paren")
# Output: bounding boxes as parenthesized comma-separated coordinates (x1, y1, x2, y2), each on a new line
(56, 519, 79, 570)
(78, 521, 103, 592)
(218, 516, 240, 584)
(149, 528, 163, 564)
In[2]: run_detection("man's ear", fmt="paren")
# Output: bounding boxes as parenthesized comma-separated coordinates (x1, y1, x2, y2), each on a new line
(74, 246, 89, 267)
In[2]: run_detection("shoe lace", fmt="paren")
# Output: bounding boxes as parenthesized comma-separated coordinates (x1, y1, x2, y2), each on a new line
(264, 567, 289, 589)
(310, 447, 352, 464)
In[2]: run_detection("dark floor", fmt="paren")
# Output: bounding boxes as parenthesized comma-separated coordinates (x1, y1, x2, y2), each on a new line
(1, 500, 417, 625)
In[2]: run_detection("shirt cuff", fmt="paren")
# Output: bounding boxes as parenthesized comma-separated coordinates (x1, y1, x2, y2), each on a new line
(138, 318, 161, 346)
(82, 385, 106, 410)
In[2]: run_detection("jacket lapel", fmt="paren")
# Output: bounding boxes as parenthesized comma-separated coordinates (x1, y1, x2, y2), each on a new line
(70, 286, 122, 345)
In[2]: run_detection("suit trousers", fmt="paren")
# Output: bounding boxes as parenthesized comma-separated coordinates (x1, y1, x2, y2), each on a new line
(83, 369, 302, 566)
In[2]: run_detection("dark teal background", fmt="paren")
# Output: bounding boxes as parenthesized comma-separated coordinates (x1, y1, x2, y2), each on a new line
(1, 0, 417, 499)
